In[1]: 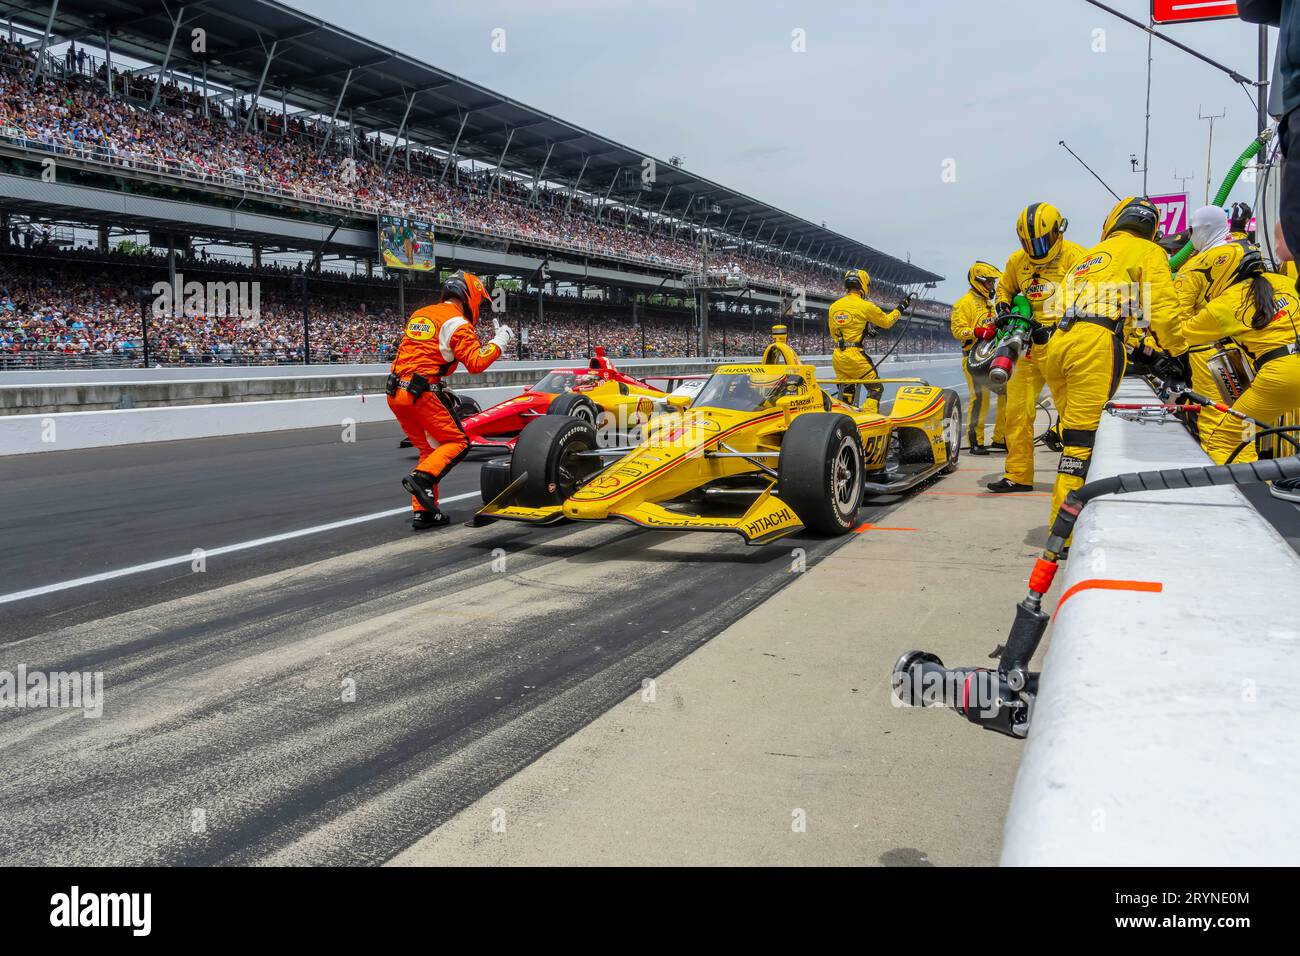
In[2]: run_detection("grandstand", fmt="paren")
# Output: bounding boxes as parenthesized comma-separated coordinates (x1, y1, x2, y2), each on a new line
(0, 0, 946, 368)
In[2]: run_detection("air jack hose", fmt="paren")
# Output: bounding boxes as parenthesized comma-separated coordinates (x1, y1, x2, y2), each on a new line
(893, 453, 1300, 739)
(1169, 133, 1268, 271)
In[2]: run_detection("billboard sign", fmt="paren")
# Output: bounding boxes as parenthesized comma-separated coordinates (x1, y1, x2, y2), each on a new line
(1149, 192, 1189, 237)
(379, 215, 436, 272)
(1152, 1, 1239, 25)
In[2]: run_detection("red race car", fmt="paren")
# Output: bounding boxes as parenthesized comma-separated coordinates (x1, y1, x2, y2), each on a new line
(460, 349, 686, 452)
(396, 349, 706, 451)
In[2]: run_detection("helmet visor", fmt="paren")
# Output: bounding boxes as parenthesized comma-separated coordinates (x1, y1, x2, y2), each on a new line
(1027, 234, 1055, 259)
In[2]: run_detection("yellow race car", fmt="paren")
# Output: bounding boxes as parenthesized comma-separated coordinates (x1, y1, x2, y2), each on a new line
(472, 328, 961, 545)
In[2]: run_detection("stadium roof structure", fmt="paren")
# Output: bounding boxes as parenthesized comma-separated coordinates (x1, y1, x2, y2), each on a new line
(7, 0, 943, 287)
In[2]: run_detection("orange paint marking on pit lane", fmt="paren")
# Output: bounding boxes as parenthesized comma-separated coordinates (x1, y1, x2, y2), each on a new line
(1052, 578, 1164, 622)
(853, 523, 918, 533)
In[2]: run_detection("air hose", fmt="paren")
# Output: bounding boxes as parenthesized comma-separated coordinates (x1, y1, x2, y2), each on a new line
(1169, 132, 1269, 271)
(893, 451, 1300, 738)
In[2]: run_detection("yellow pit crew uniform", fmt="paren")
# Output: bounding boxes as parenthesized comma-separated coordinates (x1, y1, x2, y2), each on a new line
(1174, 230, 1247, 458)
(950, 264, 1006, 448)
(1194, 270, 1300, 465)
(994, 234, 1086, 487)
(1042, 198, 1185, 527)
(828, 272, 902, 411)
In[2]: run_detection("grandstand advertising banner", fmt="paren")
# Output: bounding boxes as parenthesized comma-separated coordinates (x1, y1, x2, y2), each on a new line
(379, 215, 436, 272)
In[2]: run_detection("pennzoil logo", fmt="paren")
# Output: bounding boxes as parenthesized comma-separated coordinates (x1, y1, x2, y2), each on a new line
(1071, 252, 1112, 279)
(406, 319, 436, 340)
(832, 311, 850, 325)
(1024, 280, 1055, 300)
(1270, 296, 1294, 324)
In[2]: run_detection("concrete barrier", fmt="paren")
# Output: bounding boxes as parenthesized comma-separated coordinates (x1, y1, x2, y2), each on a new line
(0, 355, 836, 416)
(1000, 380, 1300, 865)
(0, 355, 958, 456)
(0, 352, 957, 416)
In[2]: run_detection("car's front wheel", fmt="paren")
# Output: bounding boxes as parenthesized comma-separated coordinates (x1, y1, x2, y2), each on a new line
(940, 389, 962, 474)
(511, 416, 602, 507)
(777, 413, 864, 536)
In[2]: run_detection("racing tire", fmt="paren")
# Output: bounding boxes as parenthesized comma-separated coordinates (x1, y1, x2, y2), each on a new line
(966, 338, 999, 391)
(479, 456, 513, 504)
(940, 388, 962, 474)
(777, 413, 864, 536)
(512, 416, 602, 507)
(547, 392, 599, 426)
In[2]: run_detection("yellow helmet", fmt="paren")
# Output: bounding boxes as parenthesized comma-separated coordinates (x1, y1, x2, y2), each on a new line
(1193, 239, 1261, 301)
(1016, 202, 1068, 263)
(967, 261, 1001, 297)
(843, 269, 870, 294)
(1101, 196, 1160, 242)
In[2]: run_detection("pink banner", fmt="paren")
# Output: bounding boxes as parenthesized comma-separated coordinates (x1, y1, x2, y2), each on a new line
(1149, 192, 1189, 237)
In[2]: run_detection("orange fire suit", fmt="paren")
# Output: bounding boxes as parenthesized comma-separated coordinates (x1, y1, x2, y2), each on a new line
(388, 302, 503, 511)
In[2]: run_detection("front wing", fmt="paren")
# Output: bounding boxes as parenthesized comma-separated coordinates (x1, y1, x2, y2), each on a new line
(473, 475, 805, 545)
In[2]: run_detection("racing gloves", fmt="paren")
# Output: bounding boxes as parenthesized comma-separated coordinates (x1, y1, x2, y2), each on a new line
(489, 320, 514, 352)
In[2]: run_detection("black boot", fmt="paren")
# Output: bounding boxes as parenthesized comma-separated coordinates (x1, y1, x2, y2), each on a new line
(990, 441, 1009, 452)
(402, 471, 440, 511)
(411, 509, 450, 531)
(969, 444, 991, 456)
(986, 477, 1034, 493)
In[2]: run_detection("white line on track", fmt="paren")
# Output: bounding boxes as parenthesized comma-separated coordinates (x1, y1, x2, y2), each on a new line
(0, 491, 481, 607)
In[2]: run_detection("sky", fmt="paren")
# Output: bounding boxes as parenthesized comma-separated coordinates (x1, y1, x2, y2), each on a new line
(288, 0, 1271, 302)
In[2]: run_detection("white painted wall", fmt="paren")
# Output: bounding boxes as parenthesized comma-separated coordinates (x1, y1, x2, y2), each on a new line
(1001, 380, 1300, 865)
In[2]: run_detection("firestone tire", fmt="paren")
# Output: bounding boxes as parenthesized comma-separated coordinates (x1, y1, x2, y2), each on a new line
(547, 392, 599, 426)
(777, 413, 864, 536)
(511, 416, 601, 507)
(940, 389, 962, 474)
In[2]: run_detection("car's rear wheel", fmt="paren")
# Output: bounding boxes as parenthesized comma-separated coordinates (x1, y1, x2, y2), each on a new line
(479, 456, 513, 503)
(940, 389, 962, 474)
(512, 416, 602, 507)
(777, 413, 864, 536)
(547, 392, 599, 426)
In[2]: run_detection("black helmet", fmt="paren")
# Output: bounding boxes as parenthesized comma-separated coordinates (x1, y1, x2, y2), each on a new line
(1101, 196, 1160, 242)
(843, 269, 869, 293)
(441, 270, 488, 323)
(1228, 201, 1253, 233)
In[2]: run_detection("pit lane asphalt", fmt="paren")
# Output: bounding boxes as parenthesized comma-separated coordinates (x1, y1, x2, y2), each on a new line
(0, 359, 971, 865)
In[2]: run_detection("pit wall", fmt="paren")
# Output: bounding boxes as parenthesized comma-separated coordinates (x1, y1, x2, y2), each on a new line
(0, 353, 956, 416)
(1, 355, 972, 456)
(1000, 379, 1300, 865)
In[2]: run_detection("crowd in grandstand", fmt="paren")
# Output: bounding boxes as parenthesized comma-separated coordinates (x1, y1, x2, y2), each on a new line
(0, 249, 955, 368)
(0, 44, 916, 302)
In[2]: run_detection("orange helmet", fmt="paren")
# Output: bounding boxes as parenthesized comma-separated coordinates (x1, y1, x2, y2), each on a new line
(443, 270, 488, 323)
